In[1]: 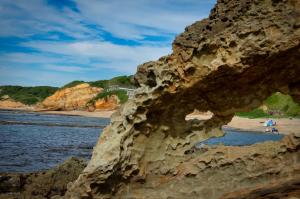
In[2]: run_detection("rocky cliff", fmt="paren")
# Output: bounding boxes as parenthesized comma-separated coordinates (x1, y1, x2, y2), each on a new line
(87, 95, 120, 112)
(41, 83, 120, 111)
(64, 0, 300, 198)
(41, 83, 102, 111)
(0, 98, 27, 109)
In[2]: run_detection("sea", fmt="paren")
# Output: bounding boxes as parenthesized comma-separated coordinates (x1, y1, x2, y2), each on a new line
(0, 110, 283, 173)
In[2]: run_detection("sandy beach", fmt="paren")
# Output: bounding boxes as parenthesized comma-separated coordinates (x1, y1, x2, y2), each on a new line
(46, 110, 300, 136)
(0, 107, 115, 118)
(187, 113, 300, 136)
(40, 110, 115, 118)
(226, 117, 300, 136)
(1, 108, 299, 136)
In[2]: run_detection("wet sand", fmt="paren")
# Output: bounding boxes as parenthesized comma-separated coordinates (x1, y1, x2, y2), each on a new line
(41, 110, 115, 118)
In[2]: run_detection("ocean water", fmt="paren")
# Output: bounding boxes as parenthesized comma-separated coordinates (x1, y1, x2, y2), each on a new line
(0, 110, 283, 173)
(0, 110, 109, 172)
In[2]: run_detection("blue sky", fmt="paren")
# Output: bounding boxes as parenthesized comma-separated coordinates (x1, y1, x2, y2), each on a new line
(0, 0, 216, 87)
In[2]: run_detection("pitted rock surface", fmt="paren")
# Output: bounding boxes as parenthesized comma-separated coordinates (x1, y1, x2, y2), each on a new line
(0, 157, 86, 199)
(65, 0, 300, 198)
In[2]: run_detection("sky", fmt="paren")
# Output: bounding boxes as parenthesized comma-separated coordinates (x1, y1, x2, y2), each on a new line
(0, 0, 216, 87)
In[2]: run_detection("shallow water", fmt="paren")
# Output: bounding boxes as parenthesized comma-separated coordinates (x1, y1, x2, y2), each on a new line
(200, 128, 284, 146)
(0, 110, 283, 172)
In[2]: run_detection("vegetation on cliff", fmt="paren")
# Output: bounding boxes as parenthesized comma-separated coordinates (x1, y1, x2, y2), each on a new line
(60, 76, 133, 107)
(61, 75, 133, 90)
(89, 75, 133, 89)
(236, 92, 300, 118)
(0, 85, 58, 105)
(0, 76, 134, 107)
(61, 80, 85, 89)
(88, 89, 128, 105)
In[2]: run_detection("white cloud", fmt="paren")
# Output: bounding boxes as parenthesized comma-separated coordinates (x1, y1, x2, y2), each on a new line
(0, 0, 96, 39)
(75, 0, 214, 40)
(43, 64, 92, 73)
(0, 53, 62, 64)
(0, 0, 215, 40)
(19, 40, 171, 73)
(0, 0, 216, 86)
(0, 39, 171, 76)
(0, 65, 87, 86)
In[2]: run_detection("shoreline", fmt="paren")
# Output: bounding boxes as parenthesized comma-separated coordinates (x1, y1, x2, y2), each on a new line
(40, 110, 115, 118)
(1, 108, 299, 136)
(226, 116, 300, 136)
(0, 107, 115, 118)
(187, 114, 300, 136)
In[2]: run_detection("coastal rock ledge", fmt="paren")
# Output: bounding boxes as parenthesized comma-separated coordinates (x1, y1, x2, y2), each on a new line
(64, 0, 300, 198)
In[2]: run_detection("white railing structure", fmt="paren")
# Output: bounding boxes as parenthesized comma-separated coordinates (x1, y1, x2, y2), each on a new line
(107, 85, 119, 91)
(107, 85, 136, 99)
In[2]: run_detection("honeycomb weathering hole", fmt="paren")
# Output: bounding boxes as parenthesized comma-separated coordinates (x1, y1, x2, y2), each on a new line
(185, 110, 214, 121)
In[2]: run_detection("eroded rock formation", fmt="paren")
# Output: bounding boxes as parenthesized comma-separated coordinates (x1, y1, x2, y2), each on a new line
(65, 0, 300, 198)
(87, 95, 120, 112)
(0, 96, 28, 109)
(41, 83, 102, 111)
(0, 157, 86, 199)
(221, 176, 300, 199)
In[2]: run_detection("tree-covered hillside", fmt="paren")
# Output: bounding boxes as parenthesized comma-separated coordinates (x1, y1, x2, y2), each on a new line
(0, 86, 58, 105)
(60, 76, 134, 105)
(236, 92, 300, 118)
(0, 76, 134, 106)
(61, 75, 134, 90)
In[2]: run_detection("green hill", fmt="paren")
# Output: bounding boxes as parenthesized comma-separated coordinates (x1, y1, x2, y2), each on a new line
(0, 86, 58, 105)
(61, 80, 85, 89)
(61, 75, 134, 105)
(89, 76, 134, 104)
(0, 76, 134, 106)
(61, 75, 134, 90)
(87, 89, 129, 107)
(1, 79, 299, 111)
(236, 92, 300, 118)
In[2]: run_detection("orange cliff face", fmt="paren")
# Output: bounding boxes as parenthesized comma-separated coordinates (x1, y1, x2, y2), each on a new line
(41, 83, 120, 111)
(0, 98, 27, 109)
(87, 95, 119, 112)
(41, 83, 102, 111)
